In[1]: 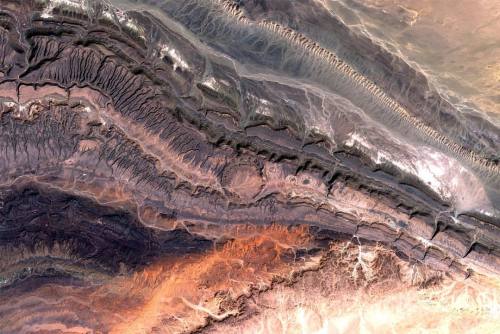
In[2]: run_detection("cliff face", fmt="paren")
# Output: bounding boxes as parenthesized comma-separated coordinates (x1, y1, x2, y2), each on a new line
(0, 1, 498, 333)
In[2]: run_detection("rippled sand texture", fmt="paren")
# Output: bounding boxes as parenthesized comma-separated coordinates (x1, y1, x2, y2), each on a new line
(0, 0, 498, 333)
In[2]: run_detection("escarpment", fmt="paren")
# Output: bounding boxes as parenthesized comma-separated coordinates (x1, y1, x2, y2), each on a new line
(0, 1, 498, 333)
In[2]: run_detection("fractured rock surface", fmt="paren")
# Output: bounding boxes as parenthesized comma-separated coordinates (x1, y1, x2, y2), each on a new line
(0, 0, 498, 333)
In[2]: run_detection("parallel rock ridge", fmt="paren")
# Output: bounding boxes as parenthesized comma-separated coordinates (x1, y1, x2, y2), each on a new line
(0, 0, 498, 333)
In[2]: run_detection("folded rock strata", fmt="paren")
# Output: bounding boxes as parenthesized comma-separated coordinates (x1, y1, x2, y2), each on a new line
(0, 0, 498, 333)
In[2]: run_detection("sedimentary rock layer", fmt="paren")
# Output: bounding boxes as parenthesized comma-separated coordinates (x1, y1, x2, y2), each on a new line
(0, 0, 498, 333)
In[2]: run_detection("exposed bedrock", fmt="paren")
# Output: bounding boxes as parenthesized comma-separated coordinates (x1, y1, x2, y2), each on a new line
(0, 0, 498, 333)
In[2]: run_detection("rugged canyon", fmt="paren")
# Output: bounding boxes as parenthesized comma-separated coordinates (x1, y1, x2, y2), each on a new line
(0, 0, 498, 333)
